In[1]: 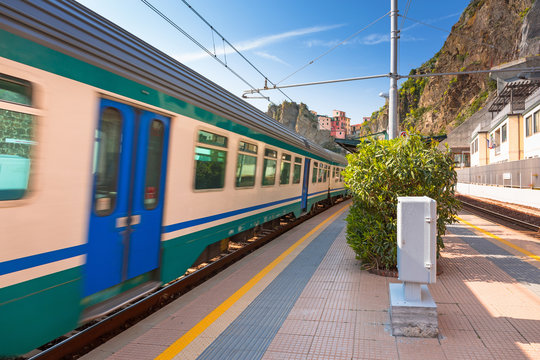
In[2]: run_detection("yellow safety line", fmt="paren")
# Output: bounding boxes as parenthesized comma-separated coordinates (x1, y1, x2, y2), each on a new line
(156, 203, 350, 360)
(456, 215, 540, 263)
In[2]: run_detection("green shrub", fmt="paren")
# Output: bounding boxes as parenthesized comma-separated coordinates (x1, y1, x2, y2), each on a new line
(343, 134, 459, 270)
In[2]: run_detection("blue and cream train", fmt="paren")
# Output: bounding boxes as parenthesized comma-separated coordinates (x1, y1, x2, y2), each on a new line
(0, 0, 347, 355)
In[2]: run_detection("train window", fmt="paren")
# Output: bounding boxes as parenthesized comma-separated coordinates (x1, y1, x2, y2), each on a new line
(280, 153, 291, 185)
(236, 141, 257, 187)
(292, 157, 302, 184)
(143, 120, 165, 210)
(0, 74, 32, 106)
(194, 130, 227, 190)
(312, 162, 318, 183)
(264, 148, 277, 158)
(318, 166, 324, 182)
(0, 109, 34, 201)
(239, 141, 257, 154)
(262, 148, 277, 186)
(93, 108, 122, 215)
(198, 129, 228, 148)
(0, 74, 34, 201)
(323, 166, 327, 182)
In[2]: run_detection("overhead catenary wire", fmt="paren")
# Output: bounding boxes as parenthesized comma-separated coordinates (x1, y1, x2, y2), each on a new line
(243, 67, 540, 93)
(179, 0, 294, 103)
(398, 0, 412, 76)
(400, 0, 412, 29)
(276, 11, 391, 85)
(140, 0, 279, 104)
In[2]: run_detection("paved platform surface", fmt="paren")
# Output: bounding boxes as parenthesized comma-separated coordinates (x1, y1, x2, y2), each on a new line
(83, 202, 540, 359)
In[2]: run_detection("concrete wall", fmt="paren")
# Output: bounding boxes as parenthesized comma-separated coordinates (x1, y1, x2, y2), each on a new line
(456, 183, 540, 209)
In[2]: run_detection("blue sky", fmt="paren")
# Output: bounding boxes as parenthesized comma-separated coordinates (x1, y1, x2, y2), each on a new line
(76, 0, 470, 124)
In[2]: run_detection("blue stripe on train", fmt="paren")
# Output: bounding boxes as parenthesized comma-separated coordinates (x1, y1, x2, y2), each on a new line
(0, 245, 86, 276)
(161, 187, 345, 233)
(0, 188, 346, 276)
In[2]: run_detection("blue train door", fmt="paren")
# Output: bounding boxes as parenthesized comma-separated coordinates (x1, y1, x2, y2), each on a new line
(84, 99, 170, 297)
(301, 158, 311, 211)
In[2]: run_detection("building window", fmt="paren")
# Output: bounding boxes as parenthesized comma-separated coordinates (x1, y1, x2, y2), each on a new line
(236, 141, 257, 187)
(194, 130, 227, 190)
(501, 124, 507, 143)
(0, 74, 34, 201)
(526, 115, 532, 137)
(280, 153, 291, 185)
(292, 157, 302, 184)
(262, 148, 277, 186)
(494, 129, 501, 155)
(534, 110, 540, 134)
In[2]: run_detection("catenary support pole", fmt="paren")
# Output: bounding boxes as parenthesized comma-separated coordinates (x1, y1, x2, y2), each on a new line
(389, 0, 399, 139)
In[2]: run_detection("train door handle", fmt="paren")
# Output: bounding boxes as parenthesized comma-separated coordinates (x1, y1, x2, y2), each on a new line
(130, 215, 141, 225)
(116, 215, 141, 228)
(116, 216, 128, 228)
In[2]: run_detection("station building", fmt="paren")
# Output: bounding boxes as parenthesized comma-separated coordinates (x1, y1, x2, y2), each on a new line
(448, 57, 540, 208)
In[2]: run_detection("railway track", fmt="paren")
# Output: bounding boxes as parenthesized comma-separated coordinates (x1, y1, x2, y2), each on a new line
(26, 199, 346, 360)
(459, 199, 540, 233)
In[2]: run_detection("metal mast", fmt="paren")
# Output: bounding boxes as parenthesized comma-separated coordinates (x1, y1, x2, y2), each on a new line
(389, 0, 399, 139)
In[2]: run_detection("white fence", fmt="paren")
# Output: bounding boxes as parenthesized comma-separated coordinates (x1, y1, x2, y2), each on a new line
(456, 158, 540, 189)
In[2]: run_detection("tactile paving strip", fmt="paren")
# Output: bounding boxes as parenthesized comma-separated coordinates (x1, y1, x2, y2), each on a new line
(447, 224, 540, 297)
(196, 212, 347, 360)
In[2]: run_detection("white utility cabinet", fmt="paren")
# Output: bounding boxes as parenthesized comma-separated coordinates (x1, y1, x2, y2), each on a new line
(397, 196, 437, 284)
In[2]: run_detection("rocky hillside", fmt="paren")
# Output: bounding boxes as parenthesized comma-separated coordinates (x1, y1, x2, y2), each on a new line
(361, 0, 537, 136)
(267, 101, 343, 153)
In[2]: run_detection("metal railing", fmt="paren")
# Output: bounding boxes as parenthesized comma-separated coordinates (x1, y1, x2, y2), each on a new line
(456, 158, 540, 189)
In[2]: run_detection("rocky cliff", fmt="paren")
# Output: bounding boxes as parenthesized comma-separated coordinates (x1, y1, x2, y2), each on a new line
(267, 101, 342, 153)
(361, 0, 537, 136)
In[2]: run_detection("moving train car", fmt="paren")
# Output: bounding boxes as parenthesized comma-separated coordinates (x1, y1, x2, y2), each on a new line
(0, 0, 347, 355)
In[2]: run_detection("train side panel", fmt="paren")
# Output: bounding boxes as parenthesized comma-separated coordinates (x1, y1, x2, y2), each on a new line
(0, 57, 96, 355)
(161, 116, 308, 283)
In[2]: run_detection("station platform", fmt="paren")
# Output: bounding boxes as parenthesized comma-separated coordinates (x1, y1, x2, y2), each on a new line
(83, 200, 540, 360)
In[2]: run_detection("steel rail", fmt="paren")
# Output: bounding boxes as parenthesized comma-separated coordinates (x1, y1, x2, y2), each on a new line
(29, 199, 346, 360)
(460, 199, 540, 232)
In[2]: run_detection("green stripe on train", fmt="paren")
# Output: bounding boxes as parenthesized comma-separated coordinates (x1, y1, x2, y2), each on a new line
(160, 201, 303, 283)
(0, 29, 343, 165)
(160, 192, 343, 283)
(0, 267, 82, 356)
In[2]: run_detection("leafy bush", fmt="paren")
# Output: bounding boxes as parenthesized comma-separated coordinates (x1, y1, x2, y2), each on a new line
(343, 134, 459, 270)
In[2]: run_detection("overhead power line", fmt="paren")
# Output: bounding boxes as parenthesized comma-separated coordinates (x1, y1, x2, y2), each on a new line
(276, 11, 391, 85)
(179, 0, 294, 103)
(140, 0, 283, 104)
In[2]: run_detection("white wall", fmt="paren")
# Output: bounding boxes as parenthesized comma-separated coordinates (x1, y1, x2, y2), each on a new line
(457, 183, 540, 209)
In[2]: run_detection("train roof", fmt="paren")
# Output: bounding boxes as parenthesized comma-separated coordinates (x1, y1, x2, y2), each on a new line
(0, 0, 346, 165)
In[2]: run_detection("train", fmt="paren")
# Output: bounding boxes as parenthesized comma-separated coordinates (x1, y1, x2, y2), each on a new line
(0, 0, 347, 356)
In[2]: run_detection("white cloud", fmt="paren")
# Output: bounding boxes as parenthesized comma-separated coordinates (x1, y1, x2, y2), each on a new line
(360, 33, 389, 45)
(254, 51, 290, 66)
(304, 39, 340, 48)
(178, 24, 343, 62)
(356, 33, 424, 45)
